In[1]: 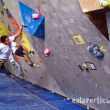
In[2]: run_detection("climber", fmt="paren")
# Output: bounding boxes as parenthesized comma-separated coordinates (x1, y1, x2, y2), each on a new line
(0, 27, 36, 67)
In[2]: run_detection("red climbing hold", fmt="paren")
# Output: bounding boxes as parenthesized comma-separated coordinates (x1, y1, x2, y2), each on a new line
(32, 5, 41, 19)
(44, 48, 53, 57)
(15, 56, 20, 62)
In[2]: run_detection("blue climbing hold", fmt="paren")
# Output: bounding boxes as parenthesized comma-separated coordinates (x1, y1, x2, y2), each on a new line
(88, 43, 104, 59)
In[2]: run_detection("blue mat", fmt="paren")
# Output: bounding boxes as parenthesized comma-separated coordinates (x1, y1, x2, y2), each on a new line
(0, 73, 57, 110)
(3, 74, 87, 110)
(0, 72, 88, 110)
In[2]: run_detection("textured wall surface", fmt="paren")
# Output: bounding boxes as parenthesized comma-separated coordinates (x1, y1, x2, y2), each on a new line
(1, 0, 110, 110)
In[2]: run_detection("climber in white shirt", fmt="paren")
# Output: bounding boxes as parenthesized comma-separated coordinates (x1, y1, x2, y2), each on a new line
(0, 27, 36, 67)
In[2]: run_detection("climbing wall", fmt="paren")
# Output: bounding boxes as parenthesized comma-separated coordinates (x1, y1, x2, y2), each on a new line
(1, 0, 110, 110)
(1, 0, 64, 96)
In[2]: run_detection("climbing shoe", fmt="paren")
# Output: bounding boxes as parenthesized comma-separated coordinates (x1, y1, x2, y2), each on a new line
(29, 62, 36, 67)
(28, 50, 35, 55)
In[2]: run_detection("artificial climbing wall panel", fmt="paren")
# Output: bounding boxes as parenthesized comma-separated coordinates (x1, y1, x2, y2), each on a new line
(2, 0, 110, 110)
(1, 0, 64, 96)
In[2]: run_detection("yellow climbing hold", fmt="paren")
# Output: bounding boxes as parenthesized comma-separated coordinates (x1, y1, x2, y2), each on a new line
(71, 34, 86, 45)
(3, 4, 8, 10)
(21, 32, 32, 50)
(0, 20, 8, 36)
(100, 45, 107, 53)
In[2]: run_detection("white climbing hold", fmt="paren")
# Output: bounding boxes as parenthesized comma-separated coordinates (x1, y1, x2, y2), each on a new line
(95, 83, 100, 88)
(67, 98, 70, 100)
(36, 64, 40, 68)
(32, 13, 40, 19)
(87, 106, 89, 109)
(51, 91, 54, 93)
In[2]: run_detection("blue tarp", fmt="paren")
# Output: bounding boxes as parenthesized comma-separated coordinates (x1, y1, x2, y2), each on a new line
(0, 72, 87, 110)
(19, 1, 45, 39)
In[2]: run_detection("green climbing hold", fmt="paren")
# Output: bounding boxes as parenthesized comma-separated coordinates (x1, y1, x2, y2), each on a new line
(98, 0, 110, 7)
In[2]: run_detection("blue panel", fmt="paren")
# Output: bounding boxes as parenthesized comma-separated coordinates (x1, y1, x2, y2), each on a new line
(19, 1, 45, 39)
(34, 18, 45, 39)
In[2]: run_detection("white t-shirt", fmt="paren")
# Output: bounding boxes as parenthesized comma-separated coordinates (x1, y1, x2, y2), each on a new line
(11, 41, 17, 53)
(0, 36, 17, 60)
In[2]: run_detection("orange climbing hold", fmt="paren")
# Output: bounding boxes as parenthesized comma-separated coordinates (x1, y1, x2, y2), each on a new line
(10, 18, 19, 30)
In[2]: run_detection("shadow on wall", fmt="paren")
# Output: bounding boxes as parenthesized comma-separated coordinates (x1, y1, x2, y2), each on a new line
(85, 8, 110, 40)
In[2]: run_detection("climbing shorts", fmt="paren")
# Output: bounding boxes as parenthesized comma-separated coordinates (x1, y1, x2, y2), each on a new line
(15, 46, 26, 57)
